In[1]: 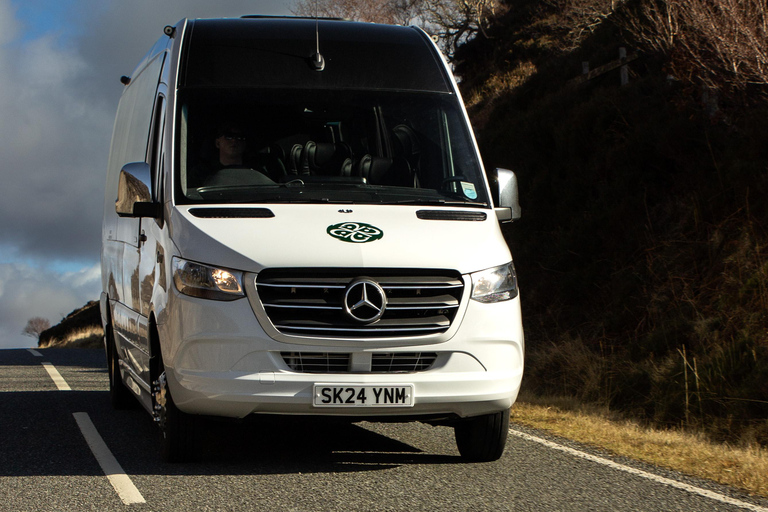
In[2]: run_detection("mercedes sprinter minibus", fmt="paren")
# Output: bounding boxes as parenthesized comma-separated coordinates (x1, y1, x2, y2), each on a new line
(101, 16, 523, 462)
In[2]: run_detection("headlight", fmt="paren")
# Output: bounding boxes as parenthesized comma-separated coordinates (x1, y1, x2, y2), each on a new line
(471, 262, 518, 303)
(172, 257, 244, 301)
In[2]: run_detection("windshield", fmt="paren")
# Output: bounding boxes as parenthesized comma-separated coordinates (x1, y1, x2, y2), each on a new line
(176, 89, 489, 207)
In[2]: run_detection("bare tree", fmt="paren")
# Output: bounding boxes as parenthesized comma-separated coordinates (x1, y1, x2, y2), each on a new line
(292, 0, 503, 59)
(418, 0, 504, 58)
(680, 0, 768, 90)
(543, 0, 628, 51)
(622, 0, 768, 96)
(22, 317, 51, 340)
(292, 0, 420, 25)
(621, 0, 681, 53)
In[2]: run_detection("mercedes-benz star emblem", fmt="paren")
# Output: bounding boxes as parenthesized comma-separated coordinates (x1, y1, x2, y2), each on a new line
(343, 279, 387, 324)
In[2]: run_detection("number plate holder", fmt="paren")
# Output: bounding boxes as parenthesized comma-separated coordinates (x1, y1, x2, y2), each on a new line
(313, 384, 414, 407)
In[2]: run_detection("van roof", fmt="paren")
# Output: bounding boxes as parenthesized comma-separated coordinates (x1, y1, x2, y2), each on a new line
(179, 17, 452, 93)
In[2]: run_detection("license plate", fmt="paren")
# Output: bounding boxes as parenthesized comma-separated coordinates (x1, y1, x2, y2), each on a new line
(313, 384, 414, 407)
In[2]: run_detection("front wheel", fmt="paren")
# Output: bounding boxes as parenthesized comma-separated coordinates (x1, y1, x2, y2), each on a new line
(154, 369, 196, 463)
(454, 409, 510, 462)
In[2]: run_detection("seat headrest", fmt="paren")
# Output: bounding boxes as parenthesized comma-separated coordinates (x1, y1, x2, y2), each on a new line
(392, 125, 420, 157)
(306, 141, 337, 168)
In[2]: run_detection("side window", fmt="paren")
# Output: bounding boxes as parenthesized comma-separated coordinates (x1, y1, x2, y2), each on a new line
(107, 53, 166, 186)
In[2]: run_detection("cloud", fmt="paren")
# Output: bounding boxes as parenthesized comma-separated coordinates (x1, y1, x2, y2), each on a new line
(0, 261, 102, 349)
(0, 0, 293, 348)
(0, 2, 109, 262)
(0, 1, 20, 44)
(0, 0, 293, 264)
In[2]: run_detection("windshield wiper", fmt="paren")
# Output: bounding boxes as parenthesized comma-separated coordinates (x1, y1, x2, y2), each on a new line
(386, 198, 488, 207)
(233, 197, 354, 205)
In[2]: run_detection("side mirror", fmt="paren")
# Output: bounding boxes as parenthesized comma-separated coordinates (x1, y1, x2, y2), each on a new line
(489, 168, 521, 223)
(116, 162, 162, 218)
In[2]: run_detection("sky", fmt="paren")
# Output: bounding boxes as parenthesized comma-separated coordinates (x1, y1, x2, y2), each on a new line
(0, 0, 294, 349)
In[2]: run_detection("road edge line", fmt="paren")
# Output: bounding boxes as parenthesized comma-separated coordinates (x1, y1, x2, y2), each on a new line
(73, 412, 146, 505)
(509, 427, 768, 512)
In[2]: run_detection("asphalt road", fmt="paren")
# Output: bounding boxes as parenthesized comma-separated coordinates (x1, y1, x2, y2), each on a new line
(1, 348, 767, 512)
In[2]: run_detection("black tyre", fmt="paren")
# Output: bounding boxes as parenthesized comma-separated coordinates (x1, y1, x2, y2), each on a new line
(106, 326, 135, 410)
(454, 408, 510, 462)
(155, 367, 196, 463)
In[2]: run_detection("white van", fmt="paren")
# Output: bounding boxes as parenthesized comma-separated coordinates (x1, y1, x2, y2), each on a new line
(101, 16, 524, 462)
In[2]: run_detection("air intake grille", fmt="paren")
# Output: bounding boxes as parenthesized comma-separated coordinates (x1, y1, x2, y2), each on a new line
(258, 269, 464, 338)
(371, 352, 437, 373)
(281, 352, 350, 373)
(280, 352, 438, 373)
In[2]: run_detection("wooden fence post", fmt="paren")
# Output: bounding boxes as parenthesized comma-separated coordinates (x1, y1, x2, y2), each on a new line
(619, 47, 629, 86)
(568, 49, 638, 87)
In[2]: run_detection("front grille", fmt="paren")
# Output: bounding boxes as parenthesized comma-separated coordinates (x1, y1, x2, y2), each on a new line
(258, 269, 464, 338)
(281, 352, 438, 373)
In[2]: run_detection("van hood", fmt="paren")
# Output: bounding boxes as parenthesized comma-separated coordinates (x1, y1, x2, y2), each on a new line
(170, 204, 512, 275)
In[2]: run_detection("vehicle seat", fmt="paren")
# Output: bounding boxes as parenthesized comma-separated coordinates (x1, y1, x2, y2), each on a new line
(392, 124, 421, 187)
(288, 143, 308, 175)
(305, 141, 353, 176)
(357, 155, 411, 186)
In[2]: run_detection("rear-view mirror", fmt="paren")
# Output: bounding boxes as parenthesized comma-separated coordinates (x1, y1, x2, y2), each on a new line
(116, 162, 161, 218)
(490, 168, 521, 223)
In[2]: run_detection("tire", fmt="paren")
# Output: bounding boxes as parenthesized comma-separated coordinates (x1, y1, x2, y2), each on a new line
(161, 389, 196, 463)
(155, 364, 196, 463)
(454, 408, 510, 462)
(106, 326, 135, 410)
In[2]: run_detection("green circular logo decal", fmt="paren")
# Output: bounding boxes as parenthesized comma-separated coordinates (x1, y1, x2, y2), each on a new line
(327, 222, 384, 243)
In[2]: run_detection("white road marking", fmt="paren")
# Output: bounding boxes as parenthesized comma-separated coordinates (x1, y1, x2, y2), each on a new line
(73, 412, 146, 505)
(41, 362, 71, 391)
(509, 427, 768, 512)
(27, 349, 43, 357)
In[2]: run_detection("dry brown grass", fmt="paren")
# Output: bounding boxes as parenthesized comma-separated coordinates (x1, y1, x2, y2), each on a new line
(466, 61, 538, 130)
(38, 325, 103, 349)
(466, 62, 538, 107)
(511, 395, 768, 497)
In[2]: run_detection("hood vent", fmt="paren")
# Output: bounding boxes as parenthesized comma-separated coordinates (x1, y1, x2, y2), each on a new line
(189, 207, 275, 218)
(416, 210, 487, 221)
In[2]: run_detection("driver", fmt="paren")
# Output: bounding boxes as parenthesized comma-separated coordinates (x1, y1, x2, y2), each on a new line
(215, 123, 247, 167)
(187, 122, 248, 188)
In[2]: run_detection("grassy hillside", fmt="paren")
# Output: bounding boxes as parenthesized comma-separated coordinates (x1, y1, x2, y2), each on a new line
(458, 0, 768, 445)
(38, 301, 103, 349)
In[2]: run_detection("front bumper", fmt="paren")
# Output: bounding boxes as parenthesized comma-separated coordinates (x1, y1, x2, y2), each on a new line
(161, 283, 524, 420)
(167, 357, 522, 419)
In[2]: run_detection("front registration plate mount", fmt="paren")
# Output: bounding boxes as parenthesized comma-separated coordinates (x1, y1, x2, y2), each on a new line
(313, 384, 414, 407)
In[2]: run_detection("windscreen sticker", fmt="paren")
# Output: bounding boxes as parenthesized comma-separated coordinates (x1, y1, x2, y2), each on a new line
(327, 222, 384, 243)
(461, 182, 478, 200)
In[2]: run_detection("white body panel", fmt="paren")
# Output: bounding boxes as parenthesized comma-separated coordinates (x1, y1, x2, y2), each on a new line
(156, 205, 524, 419)
(170, 205, 511, 273)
